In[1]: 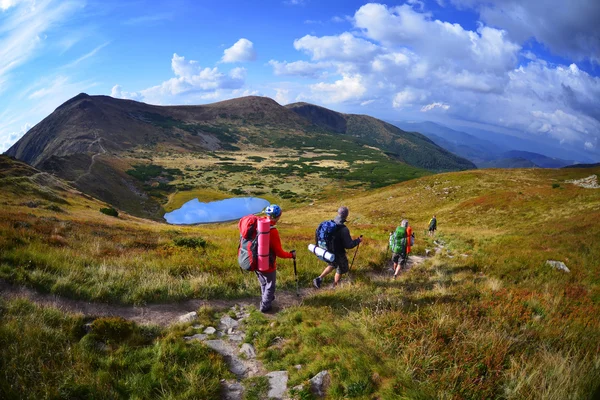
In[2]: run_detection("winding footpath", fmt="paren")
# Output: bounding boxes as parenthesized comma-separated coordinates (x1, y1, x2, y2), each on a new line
(0, 242, 443, 399)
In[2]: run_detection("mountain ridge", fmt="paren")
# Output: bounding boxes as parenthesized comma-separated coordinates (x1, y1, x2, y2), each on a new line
(5, 94, 475, 219)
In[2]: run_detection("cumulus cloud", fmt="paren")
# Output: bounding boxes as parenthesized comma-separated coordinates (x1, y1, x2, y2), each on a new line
(273, 88, 290, 105)
(310, 74, 366, 103)
(114, 53, 248, 105)
(221, 38, 256, 63)
(268, 60, 331, 78)
(0, 122, 31, 152)
(265, 1, 600, 153)
(451, 0, 600, 63)
(421, 102, 449, 112)
(294, 32, 380, 62)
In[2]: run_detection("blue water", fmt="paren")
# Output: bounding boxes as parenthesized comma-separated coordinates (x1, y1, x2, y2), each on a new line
(164, 197, 270, 224)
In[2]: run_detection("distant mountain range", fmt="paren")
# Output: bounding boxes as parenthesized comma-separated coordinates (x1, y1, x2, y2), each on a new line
(5, 94, 474, 219)
(391, 120, 591, 168)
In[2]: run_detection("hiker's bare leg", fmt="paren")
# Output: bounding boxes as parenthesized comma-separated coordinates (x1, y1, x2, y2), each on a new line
(319, 265, 335, 279)
(333, 272, 342, 286)
(393, 263, 402, 278)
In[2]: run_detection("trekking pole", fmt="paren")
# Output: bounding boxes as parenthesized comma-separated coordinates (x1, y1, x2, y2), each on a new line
(349, 235, 362, 272)
(292, 252, 299, 297)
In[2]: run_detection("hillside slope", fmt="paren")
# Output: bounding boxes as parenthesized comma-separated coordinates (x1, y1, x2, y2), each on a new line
(288, 103, 476, 171)
(5, 94, 475, 219)
(1, 155, 599, 399)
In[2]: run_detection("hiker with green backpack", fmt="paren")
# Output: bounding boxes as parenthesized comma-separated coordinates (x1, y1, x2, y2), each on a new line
(390, 219, 414, 279)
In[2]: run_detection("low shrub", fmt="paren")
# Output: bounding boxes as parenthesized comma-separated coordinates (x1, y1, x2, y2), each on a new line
(99, 207, 118, 217)
(173, 237, 207, 248)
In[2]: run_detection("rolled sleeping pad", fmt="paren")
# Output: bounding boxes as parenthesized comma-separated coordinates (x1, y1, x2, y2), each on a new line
(257, 218, 271, 271)
(308, 243, 335, 263)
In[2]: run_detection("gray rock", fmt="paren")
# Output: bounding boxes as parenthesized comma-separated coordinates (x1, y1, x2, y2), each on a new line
(425, 249, 431, 257)
(219, 315, 239, 331)
(227, 327, 236, 335)
(546, 260, 570, 273)
(204, 326, 217, 334)
(239, 343, 256, 359)
(228, 333, 245, 342)
(266, 371, 288, 399)
(178, 311, 197, 323)
(221, 379, 244, 400)
(204, 340, 249, 377)
(566, 175, 600, 189)
(309, 370, 331, 398)
(192, 324, 204, 330)
(184, 333, 207, 341)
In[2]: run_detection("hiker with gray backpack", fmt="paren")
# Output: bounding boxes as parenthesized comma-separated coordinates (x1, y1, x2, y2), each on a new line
(312, 206, 363, 289)
(390, 219, 414, 279)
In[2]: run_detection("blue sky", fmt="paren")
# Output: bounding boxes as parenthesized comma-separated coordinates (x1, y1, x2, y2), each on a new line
(1, 0, 599, 161)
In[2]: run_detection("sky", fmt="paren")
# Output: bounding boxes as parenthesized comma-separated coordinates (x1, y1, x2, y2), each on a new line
(1, 0, 599, 161)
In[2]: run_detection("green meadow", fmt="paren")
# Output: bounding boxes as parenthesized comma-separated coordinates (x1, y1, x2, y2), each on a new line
(1, 157, 600, 399)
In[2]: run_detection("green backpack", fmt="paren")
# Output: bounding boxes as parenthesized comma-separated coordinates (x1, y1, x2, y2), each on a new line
(390, 225, 407, 253)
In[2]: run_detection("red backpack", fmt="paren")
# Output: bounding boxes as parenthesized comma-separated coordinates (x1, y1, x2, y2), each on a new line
(238, 215, 259, 271)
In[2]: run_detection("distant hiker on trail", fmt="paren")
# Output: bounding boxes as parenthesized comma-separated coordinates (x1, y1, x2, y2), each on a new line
(313, 206, 362, 289)
(428, 215, 437, 237)
(256, 204, 295, 313)
(390, 219, 413, 279)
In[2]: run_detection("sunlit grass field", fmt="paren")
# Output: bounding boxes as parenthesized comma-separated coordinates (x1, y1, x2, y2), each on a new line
(1, 159, 599, 399)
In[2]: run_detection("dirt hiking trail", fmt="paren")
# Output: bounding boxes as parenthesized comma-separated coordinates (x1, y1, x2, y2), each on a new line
(0, 245, 438, 326)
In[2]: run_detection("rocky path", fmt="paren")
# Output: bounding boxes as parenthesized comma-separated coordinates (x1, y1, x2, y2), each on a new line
(0, 280, 308, 327)
(0, 241, 443, 327)
(0, 241, 443, 399)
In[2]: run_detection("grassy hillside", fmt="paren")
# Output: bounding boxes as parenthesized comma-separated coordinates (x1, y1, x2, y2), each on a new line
(5, 94, 474, 219)
(1, 156, 599, 399)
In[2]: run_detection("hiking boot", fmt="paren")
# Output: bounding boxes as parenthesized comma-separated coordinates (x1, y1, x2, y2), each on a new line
(313, 277, 322, 289)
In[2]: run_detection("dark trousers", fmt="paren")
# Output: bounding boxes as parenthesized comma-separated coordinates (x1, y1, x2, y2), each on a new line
(255, 270, 276, 312)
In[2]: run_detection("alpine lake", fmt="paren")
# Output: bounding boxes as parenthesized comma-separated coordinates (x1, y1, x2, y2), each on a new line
(164, 197, 270, 224)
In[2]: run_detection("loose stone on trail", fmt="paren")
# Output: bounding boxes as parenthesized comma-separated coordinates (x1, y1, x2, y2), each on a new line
(266, 371, 288, 399)
(177, 311, 197, 323)
(546, 260, 570, 273)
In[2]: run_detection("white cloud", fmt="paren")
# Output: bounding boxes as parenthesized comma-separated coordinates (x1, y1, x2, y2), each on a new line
(354, 3, 520, 73)
(0, 122, 30, 152)
(0, 0, 82, 89)
(284, 0, 306, 5)
(584, 141, 594, 150)
(453, 0, 600, 63)
(294, 32, 380, 62)
(393, 88, 427, 108)
(268, 60, 331, 78)
(115, 53, 248, 105)
(274, 88, 290, 105)
(310, 74, 366, 103)
(1, 0, 23, 11)
(421, 102, 449, 112)
(64, 42, 109, 68)
(111, 84, 140, 101)
(221, 38, 256, 63)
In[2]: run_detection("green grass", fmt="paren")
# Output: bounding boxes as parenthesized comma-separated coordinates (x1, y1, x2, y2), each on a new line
(1, 160, 600, 398)
(0, 298, 230, 399)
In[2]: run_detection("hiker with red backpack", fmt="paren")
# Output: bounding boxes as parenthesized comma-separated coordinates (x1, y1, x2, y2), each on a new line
(238, 204, 295, 313)
(312, 206, 362, 289)
(390, 219, 414, 279)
